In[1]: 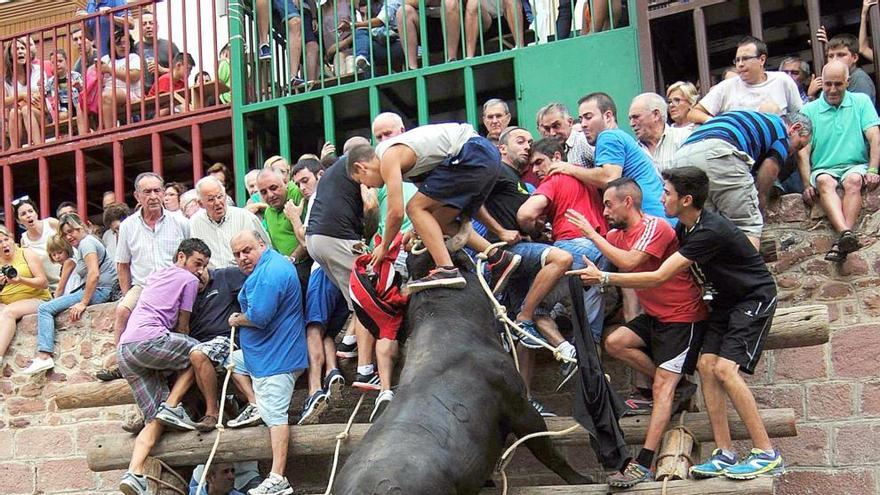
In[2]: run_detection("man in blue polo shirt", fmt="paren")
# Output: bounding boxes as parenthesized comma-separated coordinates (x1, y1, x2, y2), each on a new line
(799, 61, 880, 262)
(226, 230, 307, 495)
(671, 110, 812, 249)
(543, 92, 669, 224)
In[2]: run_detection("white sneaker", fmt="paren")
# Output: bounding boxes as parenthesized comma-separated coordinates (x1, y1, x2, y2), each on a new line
(370, 389, 394, 422)
(22, 357, 54, 375)
(248, 473, 293, 495)
(355, 55, 371, 72)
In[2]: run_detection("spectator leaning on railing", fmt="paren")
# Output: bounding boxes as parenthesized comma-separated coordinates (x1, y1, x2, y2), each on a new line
(4, 36, 46, 147)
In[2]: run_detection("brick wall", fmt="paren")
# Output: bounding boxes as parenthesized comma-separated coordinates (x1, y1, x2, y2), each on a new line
(1, 192, 879, 493)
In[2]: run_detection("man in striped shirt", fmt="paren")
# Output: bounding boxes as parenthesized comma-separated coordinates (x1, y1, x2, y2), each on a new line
(565, 177, 708, 487)
(670, 110, 812, 249)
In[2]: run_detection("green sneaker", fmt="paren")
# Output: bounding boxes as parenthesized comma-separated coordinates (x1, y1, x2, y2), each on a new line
(690, 448, 739, 479)
(724, 448, 784, 480)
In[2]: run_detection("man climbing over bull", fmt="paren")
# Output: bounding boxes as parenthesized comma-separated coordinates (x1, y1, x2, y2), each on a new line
(346, 122, 520, 293)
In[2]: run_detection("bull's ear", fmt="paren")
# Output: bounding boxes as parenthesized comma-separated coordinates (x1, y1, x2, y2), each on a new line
(444, 218, 472, 253)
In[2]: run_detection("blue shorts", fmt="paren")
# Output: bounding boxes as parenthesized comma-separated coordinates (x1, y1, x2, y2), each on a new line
(305, 267, 350, 338)
(272, 0, 318, 43)
(417, 137, 502, 216)
(230, 350, 301, 427)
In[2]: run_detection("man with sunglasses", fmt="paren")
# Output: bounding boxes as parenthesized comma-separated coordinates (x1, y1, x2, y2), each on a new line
(689, 36, 803, 124)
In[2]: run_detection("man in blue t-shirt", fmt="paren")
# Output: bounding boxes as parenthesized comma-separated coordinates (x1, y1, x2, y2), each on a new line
(226, 230, 307, 495)
(543, 92, 670, 225)
(77, 0, 131, 57)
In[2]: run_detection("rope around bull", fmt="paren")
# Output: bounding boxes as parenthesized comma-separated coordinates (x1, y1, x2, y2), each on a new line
(474, 242, 583, 495)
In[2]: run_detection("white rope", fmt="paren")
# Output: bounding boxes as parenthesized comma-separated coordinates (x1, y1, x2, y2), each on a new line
(196, 325, 238, 495)
(323, 393, 367, 495)
(473, 242, 577, 366)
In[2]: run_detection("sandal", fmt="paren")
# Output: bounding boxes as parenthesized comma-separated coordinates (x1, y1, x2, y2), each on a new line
(824, 243, 848, 263)
(838, 230, 861, 254)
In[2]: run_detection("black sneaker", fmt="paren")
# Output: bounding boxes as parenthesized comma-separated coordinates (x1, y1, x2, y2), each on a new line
(352, 371, 381, 391)
(336, 341, 358, 359)
(96, 367, 123, 381)
(323, 368, 345, 402)
(406, 267, 466, 293)
(298, 390, 329, 425)
(529, 397, 556, 417)
(488, 250, 521, 295)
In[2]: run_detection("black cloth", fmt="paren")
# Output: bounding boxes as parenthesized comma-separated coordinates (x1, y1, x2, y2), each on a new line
(134, 38, 180, 90)
(483, 163, 529, 243)
(568, 276, 628, 470)
(676, 210, 776, 308)
(189, 267, 247, 342)
(306, 156, 365, 240)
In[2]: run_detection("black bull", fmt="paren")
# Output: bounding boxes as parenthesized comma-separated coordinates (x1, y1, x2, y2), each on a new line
(334, 263, 593, 494)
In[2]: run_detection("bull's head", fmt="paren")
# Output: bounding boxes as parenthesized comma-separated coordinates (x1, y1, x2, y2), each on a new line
(406, 218, 475, 281)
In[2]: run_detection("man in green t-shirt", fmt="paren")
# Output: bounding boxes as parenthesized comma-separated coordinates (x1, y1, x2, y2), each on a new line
(256, 164, 311, 288)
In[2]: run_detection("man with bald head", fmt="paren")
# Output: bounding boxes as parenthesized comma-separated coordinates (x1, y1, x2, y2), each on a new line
(256, 163, 310, 288)
(226, 229, 307, 495)
(628, 93, 691, 173)
(190, 176, 268, 267)
(799, 60, 880, 262)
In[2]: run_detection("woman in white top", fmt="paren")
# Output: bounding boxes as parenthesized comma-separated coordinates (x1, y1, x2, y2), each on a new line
(3, 36, 47, 147)
(100, 28, 142, 130)
(14, 198, 61, 292)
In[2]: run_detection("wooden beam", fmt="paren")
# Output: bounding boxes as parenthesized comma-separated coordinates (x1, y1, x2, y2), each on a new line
(693, 7, 712, 98)
(871, 3, 880, 93)
(53, 380, 131, 410)
(748, 0, 763, 39)
(85, 408, 797, 472)
(478, 477, 774, 494)
(647, 0, 728, 20)
(635, 0, 656, 92)
(805, 0, 824, 73)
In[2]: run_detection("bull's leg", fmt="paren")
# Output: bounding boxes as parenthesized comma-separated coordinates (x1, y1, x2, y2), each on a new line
(508, 400, 595, 485)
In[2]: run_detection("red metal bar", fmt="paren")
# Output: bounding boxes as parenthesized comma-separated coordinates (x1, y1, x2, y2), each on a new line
(151, 131, 163, 176)
(181, 0, 190, 114)
(38, 156, 50, 218)
(113, 140, 125, 202)
(123, 13, 133, 128)
(195, 0, 205, 110)
(75, 148, 87, 218)
(192, 123, 203, 181)
(3, 166, 13, 233)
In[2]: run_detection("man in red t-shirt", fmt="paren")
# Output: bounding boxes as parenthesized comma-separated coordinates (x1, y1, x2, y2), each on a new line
(517, 137, 608, 342)
(147, 52, 194, 115)
(566, 177, 708, 488)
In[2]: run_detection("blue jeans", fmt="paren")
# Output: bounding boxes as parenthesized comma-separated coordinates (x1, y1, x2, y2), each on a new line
(554, 238, 608, 343)
(37, 287, 113, 354)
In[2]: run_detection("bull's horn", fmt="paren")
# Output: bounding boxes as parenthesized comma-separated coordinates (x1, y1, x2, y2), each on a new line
(444, 217, 472, 253)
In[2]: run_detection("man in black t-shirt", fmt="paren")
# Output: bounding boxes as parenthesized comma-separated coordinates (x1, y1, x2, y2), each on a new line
(567, 166, 784, 482)
(477, 126, 576, 415)
(188, 266, 249, 431)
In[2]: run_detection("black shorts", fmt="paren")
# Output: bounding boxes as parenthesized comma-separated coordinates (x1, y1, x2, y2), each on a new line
(417, 137, 502, 216)
(701, 299, 776, 375)
(625, 313, 706, 375)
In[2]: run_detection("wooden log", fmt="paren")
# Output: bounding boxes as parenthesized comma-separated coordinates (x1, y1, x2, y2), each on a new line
(53, 379, 132, 410)
(764, 304, 829, 350)
(478, 477, 774, 494)
(86, 408, 797, 472)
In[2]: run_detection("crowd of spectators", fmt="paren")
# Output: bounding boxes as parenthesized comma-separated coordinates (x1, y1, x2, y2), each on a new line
(0, 3, 878, 493)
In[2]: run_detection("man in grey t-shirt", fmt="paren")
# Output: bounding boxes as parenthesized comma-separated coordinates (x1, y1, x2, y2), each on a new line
(134, 12, 180, 91)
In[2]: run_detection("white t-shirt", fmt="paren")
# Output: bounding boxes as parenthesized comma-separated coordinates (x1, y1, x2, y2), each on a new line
(375, 123, 478, 180)
(3, 63, 46, 96)
(699, 71, 803, 116)
(100, 53, 143, 99)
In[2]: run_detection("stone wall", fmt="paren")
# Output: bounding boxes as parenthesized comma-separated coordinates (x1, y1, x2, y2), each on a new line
(1, 192, 879, 493)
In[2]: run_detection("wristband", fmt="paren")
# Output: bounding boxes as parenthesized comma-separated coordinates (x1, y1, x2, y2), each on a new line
(600, 272, 610, 287)
(868, 168, 878, 174)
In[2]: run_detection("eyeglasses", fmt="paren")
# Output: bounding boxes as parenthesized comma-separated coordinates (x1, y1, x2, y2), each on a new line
(668, 97, 685, 105)
(781, 69, 801, 76)
(11, 195, 30, 206)
(733, 55, 760, 65)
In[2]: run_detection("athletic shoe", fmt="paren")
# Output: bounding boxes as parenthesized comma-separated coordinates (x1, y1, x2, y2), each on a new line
(155, 402, 198, 431)
(607, 461, 654, 488)
(407, 267, 467, 293)
(690, 448, 739, 479)
(298, 390, 329, 425)
(370, 389, 394, 422)
(724, 448, 784, 480)
(622, 390, 653, 416)
(557, 341, 578, 377)
(248, 473, 294, 495)
(323, 368, 346, 401)
(352, 371, 381, 391)
(488, 250, 521, 295)
(258, 43, 271, 60)
(22, 357, 54, 375)
(119, 471, 148, 495)
(355, 55, 371, 72)
(516, 320, 547, 349)
(228, 403, 263, 428)
(336, 341, 358, 359)
(529, 397, 556, 417)
(194, 415, 218, 432)
(96, 367, 123, 381)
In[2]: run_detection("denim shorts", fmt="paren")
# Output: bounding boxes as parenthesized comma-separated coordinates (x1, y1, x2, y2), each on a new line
(500, 241, 557, 317)
(272, 0, 318, 43)
(230, 349, 301, 426)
